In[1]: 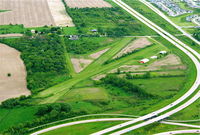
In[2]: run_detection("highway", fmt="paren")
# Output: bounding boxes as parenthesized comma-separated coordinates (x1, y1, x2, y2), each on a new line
(139, 0, 200, 45)
(160, 121, 200, 129)
(91, 0, 200, 134)
(30, 118, 200, 135)
(154, 129, 200, 135)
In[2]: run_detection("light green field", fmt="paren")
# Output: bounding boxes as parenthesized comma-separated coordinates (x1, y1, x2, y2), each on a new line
(64, 87, 109, 102)
(131, 77, 186, 97)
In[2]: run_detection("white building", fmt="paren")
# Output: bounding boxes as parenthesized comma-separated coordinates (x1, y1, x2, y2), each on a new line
(139, 58, 150, 63)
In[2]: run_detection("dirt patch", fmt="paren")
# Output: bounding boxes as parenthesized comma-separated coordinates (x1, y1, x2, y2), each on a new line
(0, 33, 23, 38)
(90, 48, 109, 59)
(0, 0, 55, 27)
(0, 43, 30, 103)
(114, 38, 152, 59)
(150, 54, 182, 67)
(47, 0, 74, 27)
(65, 0, 112, 8)
(71, 58, 92, 73)
(92, 74, 106, 80)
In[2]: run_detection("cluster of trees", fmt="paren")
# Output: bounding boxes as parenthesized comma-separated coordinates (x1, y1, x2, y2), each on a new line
(1, 96, 29, 109)
(125, 72, 151, 79)
(36, 103, 71, 117)
(193, 29, 200, 41)
(65, 38, 102, 54)
(101, 75, 152, 98)
(66, 7, 152, 36)
(0, 34, 68, 91)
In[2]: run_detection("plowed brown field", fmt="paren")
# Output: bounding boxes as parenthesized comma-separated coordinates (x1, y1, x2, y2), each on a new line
(65, 0, 112, 8)
(0, 0, 74, 27)
(0, 43, 30, 103)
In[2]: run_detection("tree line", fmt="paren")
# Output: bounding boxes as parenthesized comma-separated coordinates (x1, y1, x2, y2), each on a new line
(0, 34, 69, 91)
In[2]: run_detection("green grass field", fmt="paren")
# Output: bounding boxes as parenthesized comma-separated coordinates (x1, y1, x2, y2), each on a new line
(0, 106, 37, 132)
(131, 77, 186, 97)
(64, 87, 109, 102)
(41, 121, 124, 135)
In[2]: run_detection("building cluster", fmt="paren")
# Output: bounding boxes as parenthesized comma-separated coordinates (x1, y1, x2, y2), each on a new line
(139, 51, 167, 64)
(182, 0, 200, 8)
(186, 14, 200, 22)
(149, 0, 192, 16)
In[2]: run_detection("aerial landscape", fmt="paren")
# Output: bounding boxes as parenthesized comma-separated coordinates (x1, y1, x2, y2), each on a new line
(0, 0, 199, 134)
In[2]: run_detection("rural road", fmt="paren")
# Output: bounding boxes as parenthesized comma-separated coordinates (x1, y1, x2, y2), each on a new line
(30, 118, 200, 135)
(139, 0, 200, 45)
(91, 0, 200, 134)
(154, 129, 200, 135)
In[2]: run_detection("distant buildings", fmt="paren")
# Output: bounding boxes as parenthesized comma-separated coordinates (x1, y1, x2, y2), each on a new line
(182, 0, 200, 8)
(149, 0, 192, 16)
(186, 14, 200, 26)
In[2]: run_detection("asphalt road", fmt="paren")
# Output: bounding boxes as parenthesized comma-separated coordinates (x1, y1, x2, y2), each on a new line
(30, 118, 199, 135)
(154, 129, 200, 135)
(91, 0, 200, 134)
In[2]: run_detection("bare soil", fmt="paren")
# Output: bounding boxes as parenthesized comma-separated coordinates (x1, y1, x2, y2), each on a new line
(114, 38, 152, 58)
(0, 43, 30, 103)
(0, 0, 74, 27)
(47, 0, 74, 27)
(0, 33, 23, 38)
(71, 58, 92, 73)
(65, 0, 112, 8)
(89, 48, 109, 59)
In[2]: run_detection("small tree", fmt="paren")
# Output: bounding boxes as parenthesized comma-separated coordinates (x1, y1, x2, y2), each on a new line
(7, 73, 11, 77)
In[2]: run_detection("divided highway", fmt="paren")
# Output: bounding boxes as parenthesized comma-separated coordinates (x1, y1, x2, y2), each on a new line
(91, 0, 200, 134)
(30, 118, 200, 135)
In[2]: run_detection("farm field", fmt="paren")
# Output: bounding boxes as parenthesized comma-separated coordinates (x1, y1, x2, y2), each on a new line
(0, 0, 73, 27)
(65, 0, 112, 8)
(0, 43, 30, 102)
(47, 0, 74, 27)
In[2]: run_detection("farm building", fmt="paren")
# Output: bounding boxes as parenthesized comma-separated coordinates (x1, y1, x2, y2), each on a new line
(69, 35, 79, 40)
(160, 51, 167, 54)
(151, 56, 158, 59)
(91, 29, 98, 32)
(139, 58, 149, 63)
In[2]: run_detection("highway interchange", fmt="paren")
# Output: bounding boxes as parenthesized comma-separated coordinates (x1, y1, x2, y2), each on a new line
(31, 0, 200, 134)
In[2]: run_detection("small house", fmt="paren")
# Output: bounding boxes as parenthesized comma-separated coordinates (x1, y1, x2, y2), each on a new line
(139, 58, 149, 64)
(150, 56, 158, 59)
(91, 29, 98, 32)
(69, 35, 79, 40)
(31, 29, 36, 34)
(159, 51, 167, 54)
